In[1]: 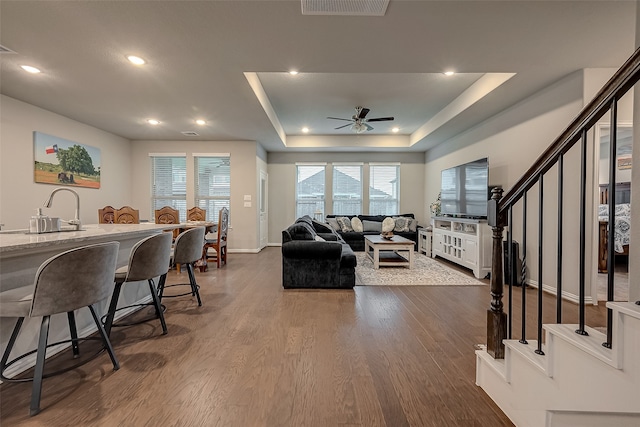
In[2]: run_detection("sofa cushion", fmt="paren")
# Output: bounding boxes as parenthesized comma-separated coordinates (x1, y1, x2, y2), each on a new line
(351, 217, 364, 232)
(336, 216, 353, 232)
(312, 219, 333, 234)
(326, 217, 341, 231)
(393, 216, 411, 232)
(382, 217, 395, 232)
(362, 220, 382, 232)
(287, 222, 316, 240)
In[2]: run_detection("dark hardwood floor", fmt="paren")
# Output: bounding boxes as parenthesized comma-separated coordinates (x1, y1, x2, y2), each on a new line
(0, 248, 608, 426)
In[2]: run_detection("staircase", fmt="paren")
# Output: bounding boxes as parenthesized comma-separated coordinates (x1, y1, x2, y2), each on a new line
(477, 302, 640, 426)
(476, 46, 640, 426)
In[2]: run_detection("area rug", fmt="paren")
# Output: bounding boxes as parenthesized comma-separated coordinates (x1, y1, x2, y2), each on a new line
(355, 252, 486, 286)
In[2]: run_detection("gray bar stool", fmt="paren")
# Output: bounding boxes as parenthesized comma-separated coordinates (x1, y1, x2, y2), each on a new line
(103, 232, 172, 336)
(158, 226, 206, 306)
(0, 242, 121, 416)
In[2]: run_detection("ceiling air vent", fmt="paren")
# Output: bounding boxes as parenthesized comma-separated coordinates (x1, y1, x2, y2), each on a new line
(301, 0, 389, 16)
(0, 44, 16, 54)
(181, 131, 199, 137)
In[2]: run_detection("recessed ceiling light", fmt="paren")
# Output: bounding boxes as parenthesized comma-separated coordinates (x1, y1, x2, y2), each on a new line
(20, 65, 41, 74)
(147, 119, 160, 125)
(289, 70, 299, 75)
(127, 55, 146, 65)
(195, 119, 206, 126)
(302, 127, 309, 133)
(443, 71, 455, 76)
(392, 127, 399, 133)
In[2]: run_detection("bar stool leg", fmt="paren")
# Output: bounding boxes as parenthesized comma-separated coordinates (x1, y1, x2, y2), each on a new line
(30, 316, 51, 416)
(89, 304, 119, 370)
(157, 273, 167, 300)
(103, 282, 123, 337)
(67, 311, 80, 358)
(186, 263, 202, 306)
(0, 318, 24, 380)
(148, 278, 168, 334)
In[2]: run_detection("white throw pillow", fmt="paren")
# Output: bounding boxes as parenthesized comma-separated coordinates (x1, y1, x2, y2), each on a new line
(381, 217, 395, 232)
(351, 217, 364, 232)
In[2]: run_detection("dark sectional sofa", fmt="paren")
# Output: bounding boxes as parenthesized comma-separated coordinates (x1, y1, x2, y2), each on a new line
(325, 214, 420, 252)
(281, 216, 356, 289)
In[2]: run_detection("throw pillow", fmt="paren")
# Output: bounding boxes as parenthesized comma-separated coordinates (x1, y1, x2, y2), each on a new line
(408, 218, 418, 232)
(381, 217, 395, 232)
(394, 216, 411, 232)
(336, 216, 354, 232)
(362, 220, 382, 232)
(326, 217, 341, 231)
(314, 235, 326, 241)
(351, 217, 364, 232)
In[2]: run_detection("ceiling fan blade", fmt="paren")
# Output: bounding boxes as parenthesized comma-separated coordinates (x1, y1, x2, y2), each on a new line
(357, 107, 370, 120)
(366, 116, 394, 122)
(364, 123, 374, 131)
(327, 117, 353, 122)
(335, 123, 352, 130)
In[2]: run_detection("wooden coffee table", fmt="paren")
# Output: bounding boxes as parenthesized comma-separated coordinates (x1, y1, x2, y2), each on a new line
(364, 235, 414, 269)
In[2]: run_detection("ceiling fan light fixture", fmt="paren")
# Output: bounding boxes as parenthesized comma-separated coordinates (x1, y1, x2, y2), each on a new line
(352, 122, 367, 134)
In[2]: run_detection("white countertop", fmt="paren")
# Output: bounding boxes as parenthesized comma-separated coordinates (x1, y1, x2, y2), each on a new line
(0, 223, 176, 254)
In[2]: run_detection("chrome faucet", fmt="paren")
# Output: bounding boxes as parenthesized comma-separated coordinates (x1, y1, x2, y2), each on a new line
(44, 187, 81, 230)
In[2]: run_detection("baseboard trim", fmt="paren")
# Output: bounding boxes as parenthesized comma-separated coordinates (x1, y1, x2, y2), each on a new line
(526, 279, 593, 305)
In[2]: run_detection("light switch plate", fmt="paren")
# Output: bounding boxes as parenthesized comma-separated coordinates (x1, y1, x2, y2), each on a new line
(244, 195, 251, 201)
(244, 201, 251, 207)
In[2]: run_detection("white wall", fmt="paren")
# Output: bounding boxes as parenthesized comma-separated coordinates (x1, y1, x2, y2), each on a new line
(267, 152, 425, 245)
(0, 95, 132, 230)
(129, 140, 260, 252)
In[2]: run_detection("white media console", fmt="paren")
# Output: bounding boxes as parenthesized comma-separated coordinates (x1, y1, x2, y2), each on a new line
(431, 217, 492, 279)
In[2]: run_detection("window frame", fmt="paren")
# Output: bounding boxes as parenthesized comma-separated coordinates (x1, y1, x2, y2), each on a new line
(149, 153, 187, 221)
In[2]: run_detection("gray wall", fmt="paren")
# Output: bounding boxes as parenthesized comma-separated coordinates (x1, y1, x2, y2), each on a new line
(423, 68, 636, 303)
(130, 140, 261, 252)
(0, 95, 132, 229)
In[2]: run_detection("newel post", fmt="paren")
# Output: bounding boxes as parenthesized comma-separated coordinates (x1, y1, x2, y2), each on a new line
(487, 186, 507, 359)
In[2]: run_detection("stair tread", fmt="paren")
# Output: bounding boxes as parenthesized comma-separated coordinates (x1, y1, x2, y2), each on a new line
(504, 339, 547, 374)
(544, 324, 620, 369)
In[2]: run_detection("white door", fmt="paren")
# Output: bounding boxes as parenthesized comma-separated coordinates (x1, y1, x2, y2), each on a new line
(259, 170, 268, 249)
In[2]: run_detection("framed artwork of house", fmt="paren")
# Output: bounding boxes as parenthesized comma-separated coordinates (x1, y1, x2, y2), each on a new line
(33, 131, 101, 188)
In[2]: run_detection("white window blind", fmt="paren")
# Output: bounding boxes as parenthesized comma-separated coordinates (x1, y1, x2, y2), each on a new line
(296, 165, 325, 218)
(369, 164, 400, 215)
(195, 156, 231, 222)
(151, 156, 187, 220)
(333, 164, 362, 215)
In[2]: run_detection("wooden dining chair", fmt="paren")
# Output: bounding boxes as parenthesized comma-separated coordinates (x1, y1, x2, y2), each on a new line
(203, 207, 228, 269)
(187, 207, 206, 221)
(155, 206, 181, 240)
(114, 206, 140, 224)
(98, 206, 116, 224)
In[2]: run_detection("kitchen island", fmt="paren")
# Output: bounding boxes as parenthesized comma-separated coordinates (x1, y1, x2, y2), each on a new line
(0, 223, 177, 378)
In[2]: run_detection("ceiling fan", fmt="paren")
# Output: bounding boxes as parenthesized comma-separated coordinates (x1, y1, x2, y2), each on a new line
(327, 106, 394, 133)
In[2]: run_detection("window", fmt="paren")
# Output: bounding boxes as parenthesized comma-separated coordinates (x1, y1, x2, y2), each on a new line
(333, 164, 362, 215)
(195, 155, 231, 222)
(369, 164, 400, 215)
(150, 155, 187, 220)
(296, 164, 325, 218)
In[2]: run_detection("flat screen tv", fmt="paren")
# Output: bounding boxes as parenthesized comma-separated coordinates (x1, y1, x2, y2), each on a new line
(440, 157, 489, 218)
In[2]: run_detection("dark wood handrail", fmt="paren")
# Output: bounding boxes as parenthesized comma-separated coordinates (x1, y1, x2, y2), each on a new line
(498, 45, 640, 214)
